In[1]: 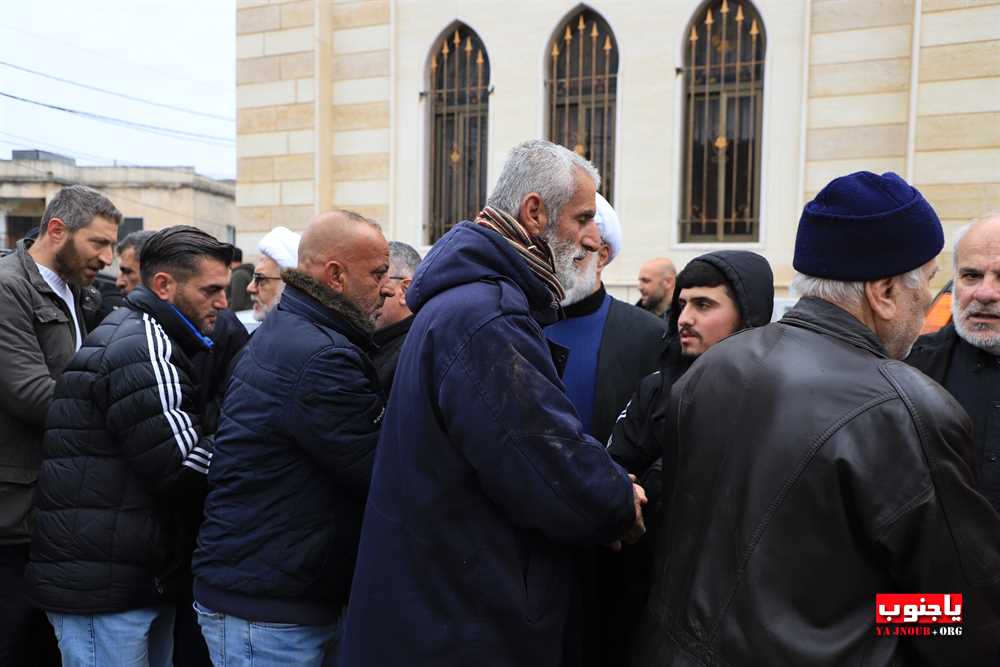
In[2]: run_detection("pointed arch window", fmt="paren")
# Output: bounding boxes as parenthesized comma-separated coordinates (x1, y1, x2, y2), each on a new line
(681, 0, 765, 242)
(427, 25, 490, 244)
(545, 8, 618, 203)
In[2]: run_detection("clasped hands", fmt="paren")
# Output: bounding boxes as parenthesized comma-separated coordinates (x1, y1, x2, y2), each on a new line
(608, 474, 647, 552)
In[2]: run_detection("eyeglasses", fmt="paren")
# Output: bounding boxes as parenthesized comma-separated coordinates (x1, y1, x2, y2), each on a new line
(387, 275, 408, 281)
(252, 273, 282, 286)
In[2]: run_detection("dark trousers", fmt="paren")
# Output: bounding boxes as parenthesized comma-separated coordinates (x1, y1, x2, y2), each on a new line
(174, 570, 213, 667)
(0, 543, 60, 666)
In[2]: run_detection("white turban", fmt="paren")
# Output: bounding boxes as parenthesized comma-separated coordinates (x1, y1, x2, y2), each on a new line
(594, 193, 621, 263)
(256, 226, 300, 270)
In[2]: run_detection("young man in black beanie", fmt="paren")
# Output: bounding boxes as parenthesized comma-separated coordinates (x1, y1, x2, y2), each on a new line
(628, 171, 1000, 666)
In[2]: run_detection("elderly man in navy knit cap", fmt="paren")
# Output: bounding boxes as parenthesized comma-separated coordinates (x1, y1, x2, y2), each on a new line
(630, 172, 1000, 666)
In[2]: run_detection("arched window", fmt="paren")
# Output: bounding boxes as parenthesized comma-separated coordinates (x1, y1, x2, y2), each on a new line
(427, 24, 490, 243)
(545, 7, 619, 203)
(680, 0, 765, 242)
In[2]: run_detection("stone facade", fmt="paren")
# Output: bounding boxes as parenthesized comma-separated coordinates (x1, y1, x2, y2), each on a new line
(236, 0, 1000, 298)
(805, 0, 1000, 288)
(236, 0, 391, 256)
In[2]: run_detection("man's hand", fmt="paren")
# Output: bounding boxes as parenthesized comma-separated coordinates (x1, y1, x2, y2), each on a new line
(608, 475, 648, 551)
(623, 479, 648, 544)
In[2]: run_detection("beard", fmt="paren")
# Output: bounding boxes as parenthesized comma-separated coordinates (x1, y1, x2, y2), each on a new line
(560, 252, 599, 306)
(174, 291, 216, 335)
(53, 237, 99, 287)
(251, 292, 282, 322)
(543, 226, 590, 304)
(953, 297, 1000, 355)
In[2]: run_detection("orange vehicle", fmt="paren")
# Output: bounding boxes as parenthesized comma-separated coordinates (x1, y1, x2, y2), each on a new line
(920, 280, 953, 334)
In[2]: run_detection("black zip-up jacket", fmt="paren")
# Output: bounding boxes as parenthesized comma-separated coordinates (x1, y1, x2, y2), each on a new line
(632, 297, 1000, 665)
(26, 286, 217, 613)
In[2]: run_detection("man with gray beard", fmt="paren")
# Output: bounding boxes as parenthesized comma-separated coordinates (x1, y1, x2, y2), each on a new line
(908, 212, 1000, 512)
(542, 193, 667, 667)
(341, 139, 645, 667)
(543, 193, 668, 445)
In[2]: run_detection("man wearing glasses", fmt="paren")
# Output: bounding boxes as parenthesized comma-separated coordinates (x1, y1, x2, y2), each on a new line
(372, 241, 421, 393)
(247, 226, 300, 323)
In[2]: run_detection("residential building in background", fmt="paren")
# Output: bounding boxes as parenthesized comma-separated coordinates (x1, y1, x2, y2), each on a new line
(235, 0, 1000, 298)
(0, 150, 236, 250)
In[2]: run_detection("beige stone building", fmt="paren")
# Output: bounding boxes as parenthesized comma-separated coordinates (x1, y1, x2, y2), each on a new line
(0, 150, 236, 249)
(235, 0, 1000, 298)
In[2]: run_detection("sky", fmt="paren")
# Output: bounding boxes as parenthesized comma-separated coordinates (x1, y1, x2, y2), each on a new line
(0, 0, 236, 179)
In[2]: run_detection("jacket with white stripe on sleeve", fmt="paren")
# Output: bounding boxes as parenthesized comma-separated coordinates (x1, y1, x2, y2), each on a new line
(25, 285, 218, 614)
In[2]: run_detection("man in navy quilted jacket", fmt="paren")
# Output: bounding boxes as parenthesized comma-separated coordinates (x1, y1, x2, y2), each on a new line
(192, 210, 393, 666)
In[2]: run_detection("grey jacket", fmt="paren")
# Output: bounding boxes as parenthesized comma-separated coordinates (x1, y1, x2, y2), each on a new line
(0, 240, 87, 544)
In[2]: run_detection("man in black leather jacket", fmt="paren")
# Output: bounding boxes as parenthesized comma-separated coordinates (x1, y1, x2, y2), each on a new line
(631, 172, 1000, 666)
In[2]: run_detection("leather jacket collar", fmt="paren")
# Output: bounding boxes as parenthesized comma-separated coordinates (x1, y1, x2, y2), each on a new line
(781, 296, 889, 359)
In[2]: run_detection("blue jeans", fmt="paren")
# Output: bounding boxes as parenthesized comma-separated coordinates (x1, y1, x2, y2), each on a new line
(193, 601, 339, 667)
(46, 605, 175, 667)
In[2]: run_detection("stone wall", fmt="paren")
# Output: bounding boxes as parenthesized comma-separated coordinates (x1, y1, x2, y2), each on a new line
(803, 0, 1000, 288)
(235, 0, 392, 256)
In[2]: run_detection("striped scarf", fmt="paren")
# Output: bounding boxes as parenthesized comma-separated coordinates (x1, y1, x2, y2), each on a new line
(474, 206, 565, 302)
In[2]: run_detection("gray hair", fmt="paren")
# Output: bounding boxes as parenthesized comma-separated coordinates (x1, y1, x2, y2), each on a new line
(486, 139, 601, 225)
(41, 184, 122, 234)
(116, 229, 155, 256)
(791, 266, 925, 309)
(952, 211, 1000, 271)
(388, 241, 421, 278)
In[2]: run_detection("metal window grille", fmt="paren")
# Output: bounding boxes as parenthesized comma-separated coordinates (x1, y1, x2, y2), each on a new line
(545, 9, 618, 204)
(427, 25, 490, 244)
(681, 0, 765, 243)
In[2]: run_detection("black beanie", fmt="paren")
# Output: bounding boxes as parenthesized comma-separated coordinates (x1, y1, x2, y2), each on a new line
(793, 171, 943, 281)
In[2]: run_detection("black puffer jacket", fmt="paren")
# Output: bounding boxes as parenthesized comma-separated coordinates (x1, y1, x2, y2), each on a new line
(26, 286, 217, 614)
(632, 297, 1000, 665)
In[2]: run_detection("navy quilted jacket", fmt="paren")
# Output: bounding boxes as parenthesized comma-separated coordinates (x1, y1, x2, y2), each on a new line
(192, 269, 384, 625)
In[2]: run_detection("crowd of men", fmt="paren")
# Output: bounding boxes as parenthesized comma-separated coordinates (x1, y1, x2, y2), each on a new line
(1, 139, 999, 667)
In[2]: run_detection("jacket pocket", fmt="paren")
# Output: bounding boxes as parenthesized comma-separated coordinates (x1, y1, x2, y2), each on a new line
(0, 466, 39, 538)
(32, 306, 73, 366)
(34, 305, 69, 325)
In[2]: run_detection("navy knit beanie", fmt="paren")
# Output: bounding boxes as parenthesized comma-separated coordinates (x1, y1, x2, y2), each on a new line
(793, 171, 943, 281)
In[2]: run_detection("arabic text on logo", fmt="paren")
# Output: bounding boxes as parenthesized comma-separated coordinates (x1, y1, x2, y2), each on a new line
(875, 593, 963, 638)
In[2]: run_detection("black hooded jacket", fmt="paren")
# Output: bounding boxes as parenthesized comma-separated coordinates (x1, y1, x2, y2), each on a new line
(608, 250, 775, 503)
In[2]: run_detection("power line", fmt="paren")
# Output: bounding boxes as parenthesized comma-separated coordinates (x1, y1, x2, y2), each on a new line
(1, 142, 235, 230)
(0, 91, 235, 146)
(0, 24, 226, 92)
(0, 60, 234, 122)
